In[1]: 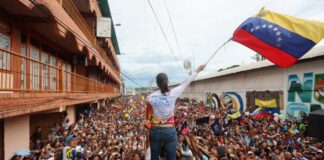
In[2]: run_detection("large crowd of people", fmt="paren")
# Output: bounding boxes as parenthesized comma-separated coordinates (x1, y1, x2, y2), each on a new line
(11, 96, 324, 160)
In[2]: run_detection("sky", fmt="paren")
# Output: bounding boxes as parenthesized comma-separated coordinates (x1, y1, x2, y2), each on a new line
(108, 0, 324, 88)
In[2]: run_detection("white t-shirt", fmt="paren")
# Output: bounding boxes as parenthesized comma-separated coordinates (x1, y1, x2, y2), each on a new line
(147, 72, 198, 120)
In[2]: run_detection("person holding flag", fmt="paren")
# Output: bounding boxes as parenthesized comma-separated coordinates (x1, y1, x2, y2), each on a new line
(146, 64, 205, 160)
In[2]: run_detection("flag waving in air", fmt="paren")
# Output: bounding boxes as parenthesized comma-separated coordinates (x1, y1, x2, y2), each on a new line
(233, 8, 324, 67)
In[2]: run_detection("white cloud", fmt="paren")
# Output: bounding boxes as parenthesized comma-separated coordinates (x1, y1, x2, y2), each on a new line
(109, 0, 324, 87)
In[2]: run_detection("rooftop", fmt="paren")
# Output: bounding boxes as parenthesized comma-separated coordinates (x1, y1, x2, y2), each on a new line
(196, 45, 324, 81)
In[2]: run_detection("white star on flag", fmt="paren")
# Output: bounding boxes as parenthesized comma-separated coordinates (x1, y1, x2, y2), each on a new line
(273, 27, 278, 31)
(262, 24, 266, 28)
(268, 25, 273, 28)
(276, 32, 281, 36)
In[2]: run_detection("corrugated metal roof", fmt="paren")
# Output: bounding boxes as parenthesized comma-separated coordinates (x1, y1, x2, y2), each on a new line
(195, 45, 324, 81)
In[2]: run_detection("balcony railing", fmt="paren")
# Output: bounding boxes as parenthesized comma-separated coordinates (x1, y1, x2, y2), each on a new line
(61, 0, 120, 77)
(0, 48, 119, 94)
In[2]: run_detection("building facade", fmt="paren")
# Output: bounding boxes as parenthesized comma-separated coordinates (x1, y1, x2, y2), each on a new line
(178, 46, 324, 120)
(0, 0, 121, 159)
(125, 86, 136, 96)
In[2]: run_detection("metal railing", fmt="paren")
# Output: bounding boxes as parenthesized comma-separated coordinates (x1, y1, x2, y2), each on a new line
(0, 48, 119, 94)
(61, 0, 120, 77)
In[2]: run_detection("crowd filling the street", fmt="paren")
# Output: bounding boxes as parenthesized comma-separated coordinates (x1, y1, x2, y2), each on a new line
(12, 95, 323, 160)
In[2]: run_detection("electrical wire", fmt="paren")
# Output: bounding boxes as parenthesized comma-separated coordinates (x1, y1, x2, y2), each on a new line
(123, 70, 138, 83)
(121, 71, 144, 88)
(146, 0, 186, 73)
(163, 0, 184, 61)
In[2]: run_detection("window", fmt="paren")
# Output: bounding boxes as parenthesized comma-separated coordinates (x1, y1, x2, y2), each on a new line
(41, 52, 49, 90)
(61, 62, 65, 91)
(0, 33, 11, 70)
(21, 44, 27, 89)
(30, 46, 40, 90)
(50, 56, 56, 91)
(66, 64, 71, 91)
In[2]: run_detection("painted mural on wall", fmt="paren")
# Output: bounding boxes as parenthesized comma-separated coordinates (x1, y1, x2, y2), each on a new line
(206, 92, 244, 112)
(287, 72, 324, 119)
(206, 92, 221, 108)
(314, 74, 324, 103)
(223, 92, 244, 112)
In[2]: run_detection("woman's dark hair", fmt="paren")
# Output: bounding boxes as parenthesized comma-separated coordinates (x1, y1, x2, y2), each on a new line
(156, 73, 169, 95)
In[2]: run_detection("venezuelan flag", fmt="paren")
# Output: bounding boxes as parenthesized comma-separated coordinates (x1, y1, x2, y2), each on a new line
(233, 8, 324, 67)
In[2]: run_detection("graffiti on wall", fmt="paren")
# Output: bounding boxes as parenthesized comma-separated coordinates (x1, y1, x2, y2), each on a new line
(206, 92, 221, 108)
(205, 92, 244, 112)
(287, 72, 324, 119)
(314, 74, 324, 103)
(224, 92, 244, 112)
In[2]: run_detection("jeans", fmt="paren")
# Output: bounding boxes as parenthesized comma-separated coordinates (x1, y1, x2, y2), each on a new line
(150, 126, 177, 160)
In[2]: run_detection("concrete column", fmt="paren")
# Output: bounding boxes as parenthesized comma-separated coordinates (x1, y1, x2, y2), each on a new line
(4, 115, 30, 160)
(66, 105, 76, 125)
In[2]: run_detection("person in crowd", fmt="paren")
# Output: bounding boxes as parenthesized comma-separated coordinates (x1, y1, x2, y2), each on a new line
(11, 93, 324, 160)
(63, 135, 87, 160)
(30, 126, 43, 150)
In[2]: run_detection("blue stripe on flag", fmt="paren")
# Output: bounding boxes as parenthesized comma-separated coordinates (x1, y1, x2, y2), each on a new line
(238, 17, 316, 59)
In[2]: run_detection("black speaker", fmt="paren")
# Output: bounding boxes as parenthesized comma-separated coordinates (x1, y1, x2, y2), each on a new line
(310, 104, 322, 112)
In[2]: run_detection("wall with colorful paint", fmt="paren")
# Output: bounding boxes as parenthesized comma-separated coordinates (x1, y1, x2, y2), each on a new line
(181, 68, 284, 112)
(284, 60, 324, 119)
(180, 56, 324, 116)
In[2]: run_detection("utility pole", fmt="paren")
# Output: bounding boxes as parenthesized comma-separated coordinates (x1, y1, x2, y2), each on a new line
(192, 49, 195, 73)
(149, 79, 154, 93)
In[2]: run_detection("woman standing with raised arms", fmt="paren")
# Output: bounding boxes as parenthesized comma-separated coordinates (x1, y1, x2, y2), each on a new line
(147, 64, 206, 160)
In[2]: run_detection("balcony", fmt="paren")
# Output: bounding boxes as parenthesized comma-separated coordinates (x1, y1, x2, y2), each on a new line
(61, 0, 120, 78)
(0, 48, 120, 118)
(0, 48, 118, 94)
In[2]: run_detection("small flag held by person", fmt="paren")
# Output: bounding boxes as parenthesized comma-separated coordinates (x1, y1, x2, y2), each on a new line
(233, 8, 324, 67)
(228, 111, 247, 123)
(195, 116, 210, 125)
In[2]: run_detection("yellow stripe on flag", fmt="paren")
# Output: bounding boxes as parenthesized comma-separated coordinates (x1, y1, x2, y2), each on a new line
(255, 99, 277, 108)
(256, 9, 324, 43)
(229, 112, 241, 119)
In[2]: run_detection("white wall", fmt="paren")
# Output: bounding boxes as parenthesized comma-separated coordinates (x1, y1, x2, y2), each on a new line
(4, 115, 30, 160)
(180, 58, 324, 115)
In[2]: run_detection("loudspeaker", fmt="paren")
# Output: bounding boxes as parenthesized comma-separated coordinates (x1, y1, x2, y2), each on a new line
(310, 104, 322, 112)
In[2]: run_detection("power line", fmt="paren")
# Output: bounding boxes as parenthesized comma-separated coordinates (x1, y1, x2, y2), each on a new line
(163, 0, 183, 61)
(121, 71, 144, 88)
(123, 70, 138, 83)
(122, 73, 142, 88)
(146, 0, 186, 73)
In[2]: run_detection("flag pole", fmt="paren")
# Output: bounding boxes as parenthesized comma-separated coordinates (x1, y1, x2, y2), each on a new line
(204, 7, 264, 66)
(204, 37, 232, 65)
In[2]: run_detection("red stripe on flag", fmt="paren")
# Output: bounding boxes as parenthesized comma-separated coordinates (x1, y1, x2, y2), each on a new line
(253, 112, 272, 119)
(233, 29, 297, 67)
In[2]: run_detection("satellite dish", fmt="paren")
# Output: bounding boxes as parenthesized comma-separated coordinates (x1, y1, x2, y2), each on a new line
(183, 59, 192, 70)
